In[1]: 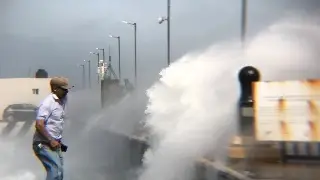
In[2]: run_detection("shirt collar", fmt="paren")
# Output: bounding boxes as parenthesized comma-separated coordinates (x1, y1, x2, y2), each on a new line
(51, 93, 67, 104)
(52, 93, 59, 100)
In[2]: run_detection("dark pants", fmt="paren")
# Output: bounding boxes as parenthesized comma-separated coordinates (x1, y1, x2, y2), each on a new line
(33, 143, 64, 180)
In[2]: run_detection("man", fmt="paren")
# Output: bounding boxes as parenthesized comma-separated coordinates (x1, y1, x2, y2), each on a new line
(32, 77, 70, 180)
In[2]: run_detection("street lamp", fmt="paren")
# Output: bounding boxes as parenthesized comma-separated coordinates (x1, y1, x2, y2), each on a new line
(158, 0, 171, 66)
(78, 64, 85, 89)
(109, 35, 121, 80)
(96, 48, 105, 62)
(90, 51, 100, 83)
(90, 52, 100, 66)
(122, 20, 137, 86)
(84, 59, 91, 88)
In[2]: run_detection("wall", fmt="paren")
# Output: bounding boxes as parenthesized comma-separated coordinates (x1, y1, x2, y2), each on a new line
(0, 78, 51, 120)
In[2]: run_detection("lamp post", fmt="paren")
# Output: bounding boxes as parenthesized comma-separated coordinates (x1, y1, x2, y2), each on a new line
(90, 52, 100, 67)
(96, 48, 105, 62)
(241, 0, 247, 45)
(84, 59, 91, 88)
(79, 64, 85, 89)
(122, 20, 137, 86)
(109, 35, 121, 80)
(158, 0, 171, 66)
(90, 51, 100, 83)
(96, 48, 106, 108)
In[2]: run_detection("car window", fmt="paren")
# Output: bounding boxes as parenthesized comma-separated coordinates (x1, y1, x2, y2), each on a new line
(9, 104, 37, 109)
(9, 104, 24, 109)
(22, 104, 37, 109)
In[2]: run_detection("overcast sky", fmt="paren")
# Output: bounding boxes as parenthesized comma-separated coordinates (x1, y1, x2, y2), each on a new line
(1, 0, 320, 88)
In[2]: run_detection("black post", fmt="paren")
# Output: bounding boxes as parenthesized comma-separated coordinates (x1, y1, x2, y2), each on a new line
(118, 37, 121, 80)
(238, 66, 260, 173)
(134, 23, 137, 86)
(238, 66, 260, 135)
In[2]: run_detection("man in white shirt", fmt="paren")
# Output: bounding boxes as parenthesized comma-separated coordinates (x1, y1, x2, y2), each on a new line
(32, 77, 70, 180)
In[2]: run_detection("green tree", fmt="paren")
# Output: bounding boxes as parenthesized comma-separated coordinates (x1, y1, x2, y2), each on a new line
(35, 69, 48, 78)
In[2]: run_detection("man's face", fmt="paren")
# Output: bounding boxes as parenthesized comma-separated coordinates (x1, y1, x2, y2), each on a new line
(55, 87, 69, 99)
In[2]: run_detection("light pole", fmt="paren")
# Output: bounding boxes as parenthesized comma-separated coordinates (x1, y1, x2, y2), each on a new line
(241, 0, 247, 45)
(90, 51, 100, 83)
(96, 48, 106, 108)
(109, 35, 121, 80)
(122, 20, 137, 86)
(158, 0, 171, 66)
(84, 59, 91, 88)
(96, 48, 105, 62)
(90, 52, 100, 67)
(79, 64, 85, 89)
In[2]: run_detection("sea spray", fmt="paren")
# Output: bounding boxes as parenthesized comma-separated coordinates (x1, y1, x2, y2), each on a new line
(139, 16, 320, 180)
(140, 44, 242, 180)
(246, 16, 320, 80)
(1, 172, 36, 180)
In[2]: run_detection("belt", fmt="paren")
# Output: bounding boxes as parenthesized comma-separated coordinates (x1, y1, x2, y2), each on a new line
(33, 141, 62, 151)
(33, 139, 62, 147)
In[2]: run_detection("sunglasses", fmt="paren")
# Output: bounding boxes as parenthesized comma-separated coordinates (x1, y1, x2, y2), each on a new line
(59, 87, 69, 93)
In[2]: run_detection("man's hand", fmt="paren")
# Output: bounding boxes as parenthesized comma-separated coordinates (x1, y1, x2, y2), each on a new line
(50, 139, 60, 149)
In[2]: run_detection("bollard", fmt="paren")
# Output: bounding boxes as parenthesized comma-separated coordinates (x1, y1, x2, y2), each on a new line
(238, 66, 260, 136)
(236, 66, 261, 176)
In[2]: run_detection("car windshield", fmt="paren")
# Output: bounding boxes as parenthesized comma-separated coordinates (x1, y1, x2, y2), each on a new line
(9, 104, 37, 109)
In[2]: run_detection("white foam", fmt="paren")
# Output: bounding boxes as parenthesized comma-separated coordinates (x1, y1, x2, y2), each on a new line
(1, 172, 36, 180)
(139, 15, 320, 180)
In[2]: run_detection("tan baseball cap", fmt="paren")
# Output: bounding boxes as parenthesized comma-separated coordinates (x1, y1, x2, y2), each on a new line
(50, 77, 72, 90)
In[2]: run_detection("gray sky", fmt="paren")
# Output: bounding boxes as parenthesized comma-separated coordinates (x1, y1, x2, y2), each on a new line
(1, 0, 320, 88)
